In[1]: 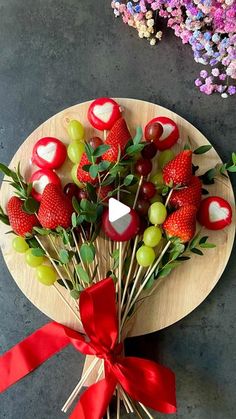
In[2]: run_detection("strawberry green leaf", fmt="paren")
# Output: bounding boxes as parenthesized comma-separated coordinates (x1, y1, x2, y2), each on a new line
(33, 227, 51, 236)
(194, 145, 212, 155)
(0, 163, 12, 177)
(85, 142, 94, 163)
(72, 196, 80, 214)
(124, 174, 136, 186)
(86, 183, 97, 203)
(72, 212, 77, 228)
(98, 161, 110, 171)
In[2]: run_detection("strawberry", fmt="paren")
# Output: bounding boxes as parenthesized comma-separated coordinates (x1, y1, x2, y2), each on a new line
(38, 184, 73, 229)
(77, 153, 97, 185)
(96, 185, 113, 203)
(163, 204, 197, 243)
(163, 150, 192, 187)
(7, 197, 39, 236)
(102, 117, 131, 162)
(169, 176, 202, 209)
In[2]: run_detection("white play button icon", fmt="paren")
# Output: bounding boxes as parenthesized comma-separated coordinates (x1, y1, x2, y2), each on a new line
(108, 198, 130, 222)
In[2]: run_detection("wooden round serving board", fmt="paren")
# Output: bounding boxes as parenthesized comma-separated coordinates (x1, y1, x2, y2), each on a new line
(0, 99, 235, 337)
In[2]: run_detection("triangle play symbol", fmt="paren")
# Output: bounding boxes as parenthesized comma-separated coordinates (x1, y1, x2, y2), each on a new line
(108, 198, 131, 222)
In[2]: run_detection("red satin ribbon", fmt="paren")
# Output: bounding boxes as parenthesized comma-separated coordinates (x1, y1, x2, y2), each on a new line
(0, 278, 176, 418)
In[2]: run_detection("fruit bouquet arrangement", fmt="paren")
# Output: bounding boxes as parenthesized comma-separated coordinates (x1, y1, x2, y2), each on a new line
(111, 1, 236, 98)
(0, 97, 235, 418)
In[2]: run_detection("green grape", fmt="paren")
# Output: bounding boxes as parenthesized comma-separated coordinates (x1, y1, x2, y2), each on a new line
(25, 249, 44, 267)
(67, 140, 85, 164)
(157, 150, 175, 169)
(12, 236, 29, 253)
(150, 193, 163, 204)
(143, 226, 162, 248)
(36, 265, 57, 285)
(136, 245, 155, 267)
(150, 170, 164, 192)
(67, 120, 85, 141)
(71, 164, 84, 188)
(148, 202, 167, 225)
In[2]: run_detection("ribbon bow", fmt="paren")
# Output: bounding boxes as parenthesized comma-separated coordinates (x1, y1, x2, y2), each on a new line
(0, 278, 176, 418)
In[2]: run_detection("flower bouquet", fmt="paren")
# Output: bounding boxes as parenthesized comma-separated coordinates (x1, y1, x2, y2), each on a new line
(0, 98, 235, 418)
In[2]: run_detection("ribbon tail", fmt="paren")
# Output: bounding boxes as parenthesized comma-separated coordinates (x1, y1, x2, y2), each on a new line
(0, 322, 70, 393)
(70, 373, 116, 419)
(114, 356, 177, 414)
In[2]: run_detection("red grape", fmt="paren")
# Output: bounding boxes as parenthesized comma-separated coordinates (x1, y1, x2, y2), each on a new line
(140, 181, 156, 199)
(136, 199, 150, 216)
(145, 122, 163, 142)
(77, 189, 89, 200)
(141, 142, 157, 159)
(135, 158, 152, 176)
(63, 183, 79, 199)
(88, 137, 103, 149)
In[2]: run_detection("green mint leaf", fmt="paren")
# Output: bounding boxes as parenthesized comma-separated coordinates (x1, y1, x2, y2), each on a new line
(72, 212, 77, 228)
(77, 214, 85, 225)
(70, 289, 81, 300)
(85, 142, 94, 163)
(0, 163, 12, 177)
(158, 265, 173, 278)
(194, 145, 212, 155)
(80, 243, 95, 264)
(0, 214, 10, 225)
(92, 145, 110, 158)
(34, 226, 51, 235)
(59, 249, 70, 264)
(86, 183, 97, 202)
(98, 160, 110, 172)
(126, 144, 145, 155)
(23, 197, 39, 214)
(199, 242, 216, 249)
(101, 175, 115, 186)
(89, 164, 99, 179)
(190, 248, 204, 256)
(57, 279, 73, 290)
(31, 247, 45, 257)
(124, 174, 135, 186)
(75, 264, 91, 284)
(199, 236, 208, 244)
(72, 196, 80, 214)
(144, 273, 155, 290)
(82, 164, 91, 173)
(232, 152, 236, 165)
(177, 256, 191, 261)
(227, 166, 236, 173)
(133, 126, 143, 145)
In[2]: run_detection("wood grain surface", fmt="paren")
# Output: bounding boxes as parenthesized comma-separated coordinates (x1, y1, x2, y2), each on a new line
(0, 98, 235, 337)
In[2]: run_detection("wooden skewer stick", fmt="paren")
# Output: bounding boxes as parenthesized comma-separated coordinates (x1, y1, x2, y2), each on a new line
(165, 188, 173, 207)
(121, 235, 139, 310)
(122, 242, 171, 328)
(53, 284, 82, 326)
(116, 387, 121, 419)
(120, 265, 143, 329)
(138, 403, 154, 419)
(133, 176, 143, 209)
(61, 357, 99, 413)
(119, 387, 133, 413)
(118, 241, 123, 342)
(35, 236, 70, 292)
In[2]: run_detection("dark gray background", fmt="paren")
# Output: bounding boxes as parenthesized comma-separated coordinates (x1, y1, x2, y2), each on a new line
(0, 1, 235, 418)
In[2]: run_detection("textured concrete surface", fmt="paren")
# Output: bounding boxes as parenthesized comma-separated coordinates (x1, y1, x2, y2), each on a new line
(0, 1, 235, 418)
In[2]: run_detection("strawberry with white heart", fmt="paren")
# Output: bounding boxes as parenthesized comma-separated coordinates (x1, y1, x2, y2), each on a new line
(145, 116, 179, 150)
(197, 196, 232, 230)
(88, 97, 122, 131)
(29, 169, 61, 201)
(32, 137, 67, 169)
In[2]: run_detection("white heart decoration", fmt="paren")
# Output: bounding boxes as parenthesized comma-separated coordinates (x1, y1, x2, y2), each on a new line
(209, 201, 230, 222)
(111, 213, 132, 234)
(33, 175, 50, 194)
(37, 143, 57, 163)
(93, 102, 114, 123)
(159, 124, 175, 141)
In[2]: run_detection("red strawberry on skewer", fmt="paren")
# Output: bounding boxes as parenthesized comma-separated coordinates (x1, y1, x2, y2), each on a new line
(197, 196, 232, 230)
(163, 150, 193, 187)
(38, 184, 73, 229)
(169, 176, 202, 209)
(163, 204, 197, 243)
(102, 118, 131, 162)
(7, 197, 39, 236)
(77, 153, 97, 185)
